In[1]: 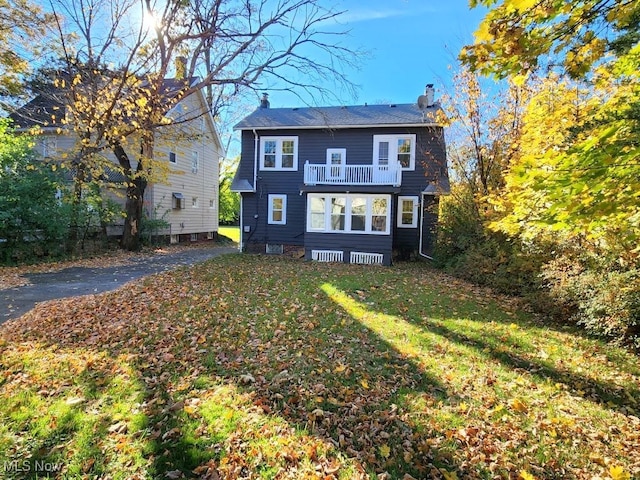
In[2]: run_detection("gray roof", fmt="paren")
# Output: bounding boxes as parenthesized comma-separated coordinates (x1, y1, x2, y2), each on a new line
(9, 77, 199, 130)
(234, 103, 441, 130)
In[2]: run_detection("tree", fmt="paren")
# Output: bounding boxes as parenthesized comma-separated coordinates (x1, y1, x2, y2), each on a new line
(0, 0, 46, 100)
(219, 156, 240, 224)
(38, 0, 358, 251)
(0, 119, 70, 263)
(461, 0, 640, 79)
(464, 0, 640, 259)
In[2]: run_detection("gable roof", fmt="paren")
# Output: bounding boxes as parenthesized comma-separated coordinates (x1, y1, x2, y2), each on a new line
(8, 77, 200, 130)
(234, 103, 441, 130)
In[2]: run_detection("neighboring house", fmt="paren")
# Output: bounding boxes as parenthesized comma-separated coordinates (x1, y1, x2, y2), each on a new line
(9, 78, 223, 243)
(231, 87, 449, 266)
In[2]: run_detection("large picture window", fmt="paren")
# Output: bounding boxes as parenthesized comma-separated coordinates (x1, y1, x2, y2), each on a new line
(260, 137, 298, 170)
(373, 134, 416, 170)
(307, 194, 390, 235)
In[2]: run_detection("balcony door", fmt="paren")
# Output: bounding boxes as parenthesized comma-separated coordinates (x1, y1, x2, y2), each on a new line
(326, 148, 346, 181)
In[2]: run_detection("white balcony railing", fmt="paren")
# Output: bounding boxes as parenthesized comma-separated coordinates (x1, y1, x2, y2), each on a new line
(303, 162, 401, 186)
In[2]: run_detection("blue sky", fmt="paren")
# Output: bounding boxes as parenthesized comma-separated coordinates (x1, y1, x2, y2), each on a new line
(266, 0, 487, 108)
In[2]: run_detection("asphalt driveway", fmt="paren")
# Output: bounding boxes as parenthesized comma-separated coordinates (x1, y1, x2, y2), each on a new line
(0, 246, 237, 324)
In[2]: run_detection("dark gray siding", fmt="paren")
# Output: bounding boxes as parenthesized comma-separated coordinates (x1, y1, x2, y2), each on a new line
(304, 232, 393, 266)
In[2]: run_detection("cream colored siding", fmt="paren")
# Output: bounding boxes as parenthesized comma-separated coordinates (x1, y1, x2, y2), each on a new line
(148, 93, 221, 236)
(31, 90, 222, 239)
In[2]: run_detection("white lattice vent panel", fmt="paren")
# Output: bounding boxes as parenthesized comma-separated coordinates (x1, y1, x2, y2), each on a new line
(350, 252, 384, 265)
(265, 243, 284, 254)
(311, 249, 344, 262)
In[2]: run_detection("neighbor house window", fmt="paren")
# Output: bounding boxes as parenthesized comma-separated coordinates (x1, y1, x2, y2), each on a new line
(209, 199, 215, 209)
(260, 137, 298, 170)
(397, 196, 418, 228)
(307, 194, 390, 235)
(41, 137, 57, 158)
(268, 194, 287, 225)
(172, 192, 184, 209)
(191, 151, 199, 173)
(169, 151, 177, 164)
(373, 134, 416, 170)
(192, 197, 199, 208)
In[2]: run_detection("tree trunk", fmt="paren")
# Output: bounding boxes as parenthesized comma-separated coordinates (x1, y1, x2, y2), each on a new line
(112, 140, 149, 252)
(121, 177, 147, 251)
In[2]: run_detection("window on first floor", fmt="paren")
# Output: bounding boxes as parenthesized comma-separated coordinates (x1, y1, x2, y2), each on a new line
(268, 194, 287, 225)
(192, 196, 199, 208)
(172, 192, 184, 209)
(397, 196, 418, 228)
(307, 193, 390, 234)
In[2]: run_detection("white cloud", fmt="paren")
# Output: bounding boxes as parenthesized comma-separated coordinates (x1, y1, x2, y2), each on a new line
(336, 3, 440, 24)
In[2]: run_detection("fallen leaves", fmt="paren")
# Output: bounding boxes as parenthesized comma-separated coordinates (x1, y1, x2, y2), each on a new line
(0, 255, 638, 479)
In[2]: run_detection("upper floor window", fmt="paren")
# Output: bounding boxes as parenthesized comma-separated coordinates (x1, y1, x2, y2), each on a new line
(169, 151, 177, 164)
(260, 136, 298, 170)
(41, 137, 57, 158)
(191, 151, 199, 173)
(373, 134, 416, 170)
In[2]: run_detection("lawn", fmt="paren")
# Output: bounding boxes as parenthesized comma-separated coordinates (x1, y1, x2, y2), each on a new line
(0, 254, 638, 479)
(218, 226, 240, 244)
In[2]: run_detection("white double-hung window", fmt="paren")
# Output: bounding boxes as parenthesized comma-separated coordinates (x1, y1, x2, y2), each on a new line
(268, 194, 287, 224)
(397, 196, 419, 228)
(307, 194, 390, 234)
(373, 134, 416, 170)
(260, 137, 298, 170)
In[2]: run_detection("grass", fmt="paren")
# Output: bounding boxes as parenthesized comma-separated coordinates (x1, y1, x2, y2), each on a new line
(0, 254, 638, 479)
(218, 226, 240, 243)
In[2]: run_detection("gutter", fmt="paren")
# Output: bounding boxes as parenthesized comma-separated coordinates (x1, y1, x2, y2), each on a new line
(253, 129, 258, 193)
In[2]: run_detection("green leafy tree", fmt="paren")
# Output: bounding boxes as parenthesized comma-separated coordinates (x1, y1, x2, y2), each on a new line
(219, 156, 240, 225)
(0, 119, 70, 263)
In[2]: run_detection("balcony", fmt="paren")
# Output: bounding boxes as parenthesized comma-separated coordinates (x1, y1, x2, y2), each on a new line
(303, 162, 401, 186)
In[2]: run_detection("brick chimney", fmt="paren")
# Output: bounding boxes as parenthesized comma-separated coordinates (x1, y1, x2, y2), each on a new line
(260, 92, 270, 109)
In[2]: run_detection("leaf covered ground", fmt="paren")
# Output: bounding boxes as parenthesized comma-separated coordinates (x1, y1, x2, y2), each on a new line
(0, 254, 638, 479)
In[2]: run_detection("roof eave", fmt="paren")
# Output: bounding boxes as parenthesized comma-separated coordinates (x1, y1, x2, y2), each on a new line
(234, 122, 441, 131)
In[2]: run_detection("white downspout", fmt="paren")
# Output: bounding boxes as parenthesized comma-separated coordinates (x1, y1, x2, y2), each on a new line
(239, 199, 244, 251)
(253, 129, 258, 194)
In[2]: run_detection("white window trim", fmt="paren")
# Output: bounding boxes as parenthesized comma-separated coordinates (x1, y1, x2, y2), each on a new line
(192, 197, 199, 208)
(306, 193, 391, 235)
(397, 196, 419, 228)
(268, 194, 287, 225)
(260, 136, 299, 171)
(326, 148, 346, 179)
(373, 134, 416, 171)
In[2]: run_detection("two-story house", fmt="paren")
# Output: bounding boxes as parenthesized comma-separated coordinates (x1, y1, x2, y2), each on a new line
(231, 87, 449, 265)
(9, 78, 223, 244)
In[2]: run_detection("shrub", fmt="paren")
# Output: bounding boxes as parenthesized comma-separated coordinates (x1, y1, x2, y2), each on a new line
(543, 253, 640, 348)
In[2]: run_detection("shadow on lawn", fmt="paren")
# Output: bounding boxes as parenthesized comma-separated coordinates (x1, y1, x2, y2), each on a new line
(411, 316, 639, 416)
(7, 257, 637, 479)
